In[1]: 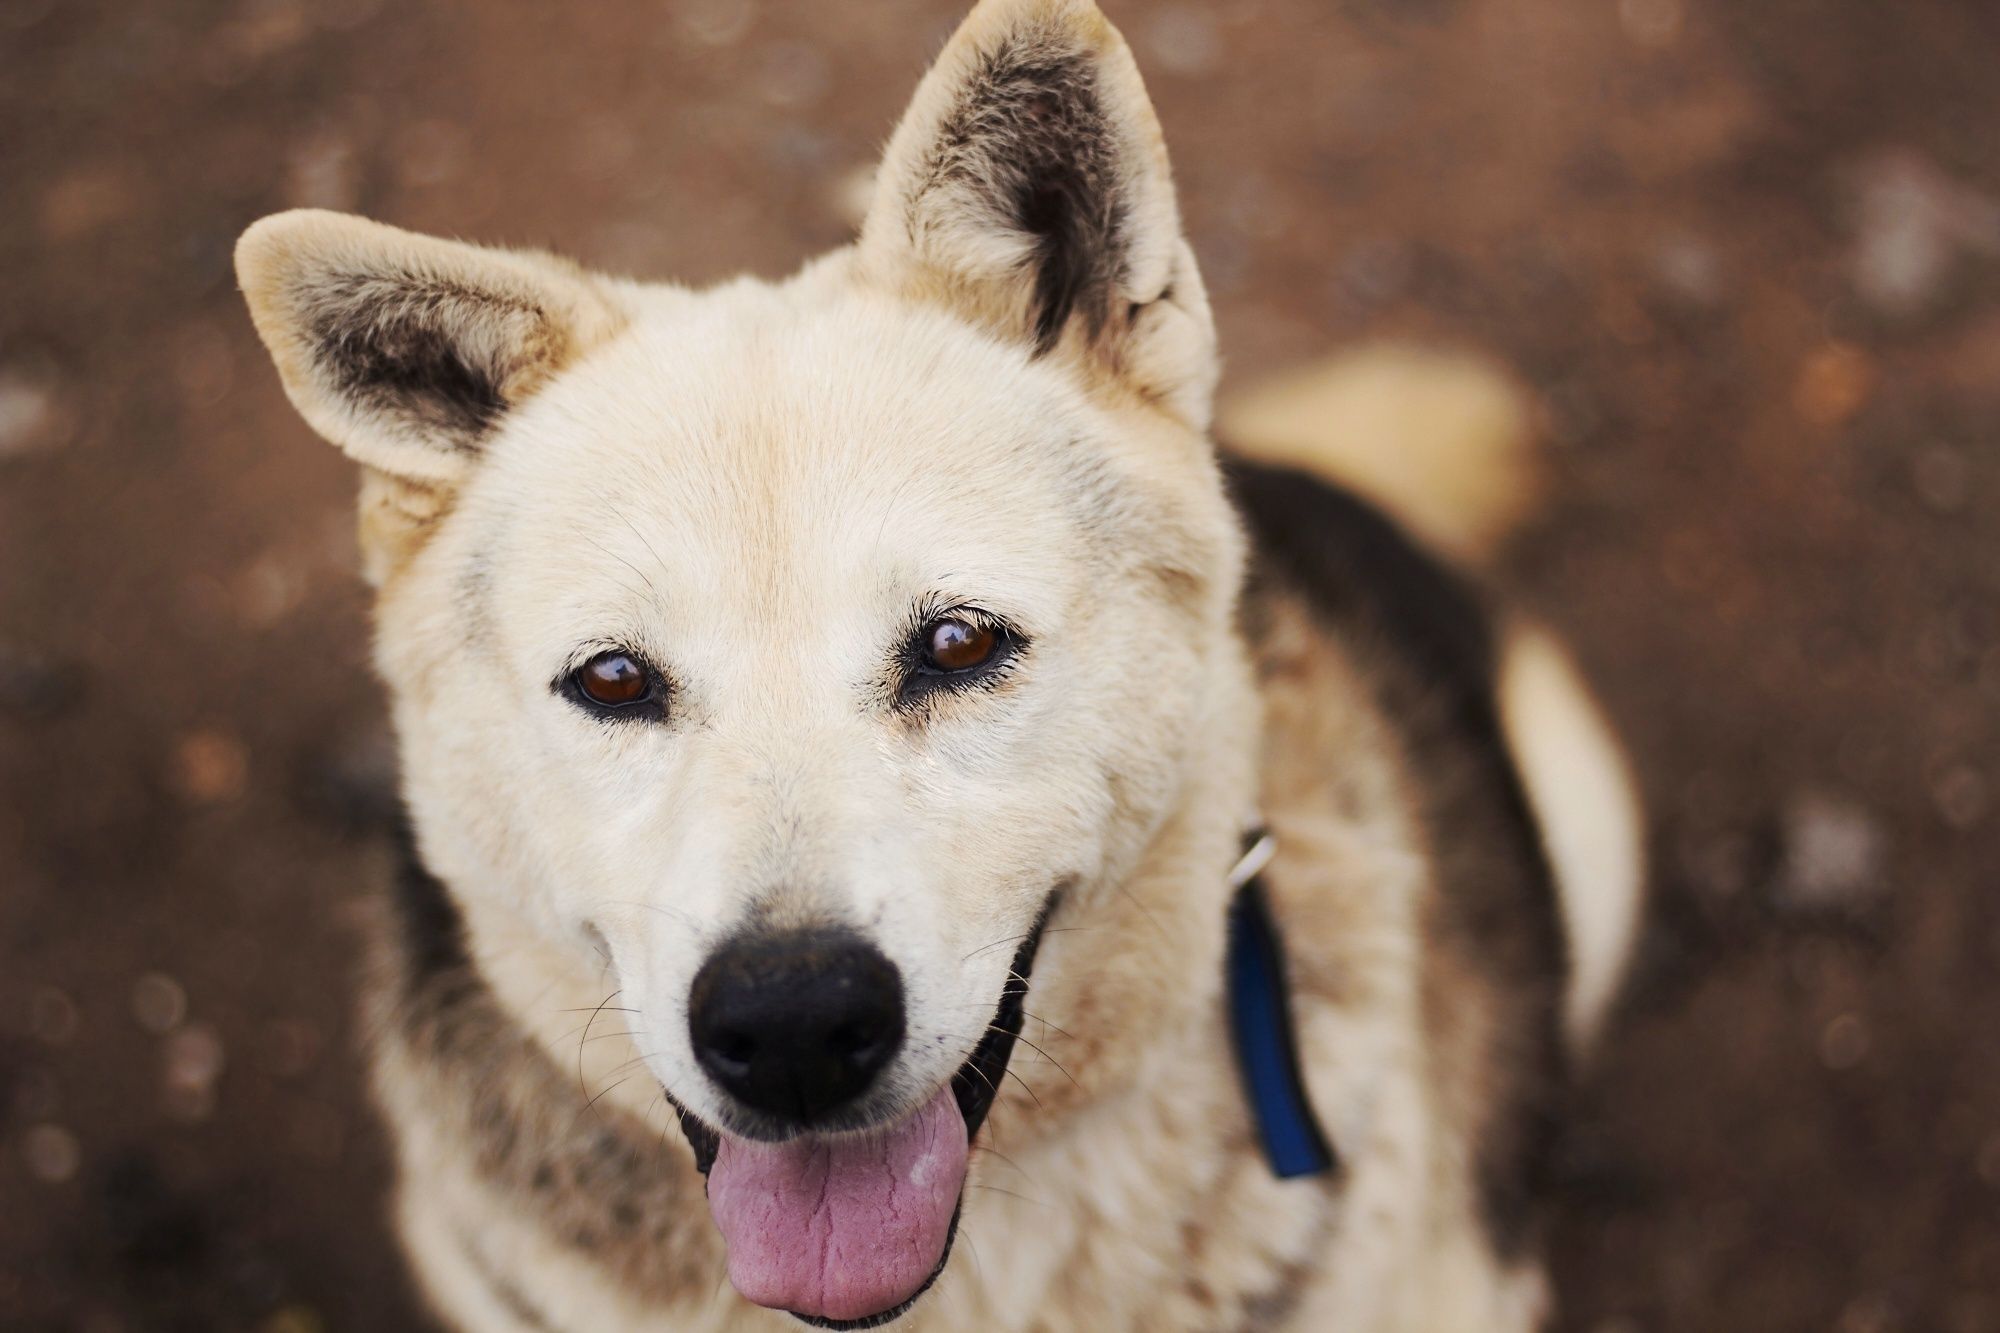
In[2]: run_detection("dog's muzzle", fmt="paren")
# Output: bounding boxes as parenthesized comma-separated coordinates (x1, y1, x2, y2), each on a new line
(668, 893, 1061, 1329)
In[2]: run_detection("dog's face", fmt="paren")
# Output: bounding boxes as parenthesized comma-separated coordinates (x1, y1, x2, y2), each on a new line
(240, 0, 1248, 1324)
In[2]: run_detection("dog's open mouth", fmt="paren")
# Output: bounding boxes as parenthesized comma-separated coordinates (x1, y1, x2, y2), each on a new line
(670, 895, 1058, 1328)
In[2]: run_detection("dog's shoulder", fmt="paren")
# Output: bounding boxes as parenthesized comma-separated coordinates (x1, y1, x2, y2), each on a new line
(1224, 453, 1568, 1259)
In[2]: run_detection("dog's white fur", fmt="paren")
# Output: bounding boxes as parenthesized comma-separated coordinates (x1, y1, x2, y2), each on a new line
(1498, 625, 1645, 1050)
(236, 1, 1644, 1328)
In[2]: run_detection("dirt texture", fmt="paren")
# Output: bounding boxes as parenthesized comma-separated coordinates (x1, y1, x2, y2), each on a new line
(3, 1, 1998, 1330)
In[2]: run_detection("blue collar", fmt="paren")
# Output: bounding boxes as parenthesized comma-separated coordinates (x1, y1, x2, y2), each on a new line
(1224, 830, 1339, 1180)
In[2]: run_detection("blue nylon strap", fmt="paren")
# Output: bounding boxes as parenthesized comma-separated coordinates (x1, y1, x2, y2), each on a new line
(1225, 847, 1338, 1181)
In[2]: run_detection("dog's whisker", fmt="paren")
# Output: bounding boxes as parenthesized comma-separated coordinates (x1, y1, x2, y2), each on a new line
(998, 1030, 1080, 1090)
(940, 1003, 1077, 1043)
(1001, 1064, 1044, 1110)
(1024, 1010, 1078, 1041)
(578, 529, 666, 611)
(954, 1056, 1001, 1099)
(958, 1227, 986, 1283)
(970, 1143, 1034, 1183)
(944, 1039, 1051, 1108)
(600, 496, 675, 597)
(554, 1014, 639, 1046)
(1113, 881, 1172, 942)
(572, 1045, 665, 1125)
(599, 898, 698, 929)
(647, 1089, 689, 1171)
(599, 1049, 663, 1082)
(960, 922, 1098, 965)
(581, 1028, 646, 1046)
(704, 1268, 736, 1318)
(961, 932, 1035, 962)
(575, 1073, 637, 1124)
(576, 988, 623, 1109)
(552, 1021, 642, 1049)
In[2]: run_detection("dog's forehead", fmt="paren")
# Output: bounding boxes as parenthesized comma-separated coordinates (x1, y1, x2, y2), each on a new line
(472, 281, 1109, 637)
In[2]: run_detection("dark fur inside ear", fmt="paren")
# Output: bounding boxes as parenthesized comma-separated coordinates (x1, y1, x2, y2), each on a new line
(305, 271, 548, 450)
(924, 38, 1122, 353)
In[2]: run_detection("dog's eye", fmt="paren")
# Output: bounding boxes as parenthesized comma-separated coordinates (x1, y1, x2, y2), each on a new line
(922, 618, 1000, 673)
(896, 611, 1020, 709)
(569, 651, 655, 710)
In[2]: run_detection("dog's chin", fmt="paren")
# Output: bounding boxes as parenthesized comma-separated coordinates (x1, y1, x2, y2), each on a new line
(668, 893, 1060, 1327)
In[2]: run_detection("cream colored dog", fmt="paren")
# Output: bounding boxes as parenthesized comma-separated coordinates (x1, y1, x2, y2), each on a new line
(235, 1, 1643, 1328)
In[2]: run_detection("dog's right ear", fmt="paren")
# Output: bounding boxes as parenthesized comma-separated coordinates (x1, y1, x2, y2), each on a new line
(235, 210, 625, 491)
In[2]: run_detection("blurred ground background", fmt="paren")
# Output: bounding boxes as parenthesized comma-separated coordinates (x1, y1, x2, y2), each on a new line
(3, 0, 1998, 1329)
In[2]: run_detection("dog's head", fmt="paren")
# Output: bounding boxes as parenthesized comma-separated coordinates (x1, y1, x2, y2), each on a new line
(239, 0, 1253, 1323)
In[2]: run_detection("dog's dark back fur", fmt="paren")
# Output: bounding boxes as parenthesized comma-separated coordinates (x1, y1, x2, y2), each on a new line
(1227, 456, 1568, 1257)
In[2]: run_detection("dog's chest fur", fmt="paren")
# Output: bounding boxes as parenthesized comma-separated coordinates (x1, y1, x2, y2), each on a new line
(364, 460, 1563, 1333)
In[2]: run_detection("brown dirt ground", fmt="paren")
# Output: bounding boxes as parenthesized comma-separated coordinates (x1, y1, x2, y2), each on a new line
(4, 1, 1998, 1329)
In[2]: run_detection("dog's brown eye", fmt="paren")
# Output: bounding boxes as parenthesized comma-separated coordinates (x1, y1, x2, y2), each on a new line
(574, 652, 650, 707)
(923, 619, 999, 673)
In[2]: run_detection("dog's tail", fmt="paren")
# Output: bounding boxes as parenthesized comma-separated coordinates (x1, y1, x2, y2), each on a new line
(1222, 346, 1643, 1056)
(1496, 623, 1646, 1054)
(1216, 344, 1542, 568)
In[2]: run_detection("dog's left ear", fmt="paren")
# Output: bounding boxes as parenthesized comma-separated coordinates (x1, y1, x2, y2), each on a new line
(858, 0, 1217, 428)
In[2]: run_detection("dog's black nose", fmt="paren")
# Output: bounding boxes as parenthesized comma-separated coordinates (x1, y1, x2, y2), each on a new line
(688, 928, 905, 1125)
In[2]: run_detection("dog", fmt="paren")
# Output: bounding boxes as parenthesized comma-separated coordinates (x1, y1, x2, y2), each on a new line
(234, 0, 1644, 1327)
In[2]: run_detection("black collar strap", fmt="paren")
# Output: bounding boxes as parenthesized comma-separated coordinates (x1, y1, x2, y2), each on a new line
(1224, 829, 1339, 1180)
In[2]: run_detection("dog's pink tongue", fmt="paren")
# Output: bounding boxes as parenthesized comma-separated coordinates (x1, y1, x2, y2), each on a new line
(706, 1089, 966, 1323)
